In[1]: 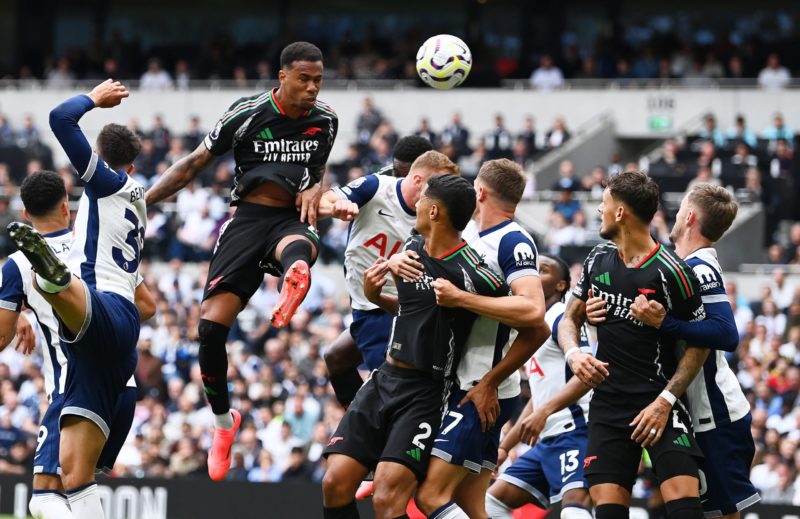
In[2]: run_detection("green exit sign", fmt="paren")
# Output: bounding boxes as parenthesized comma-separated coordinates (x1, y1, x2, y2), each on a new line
(649, 115, 673, 130)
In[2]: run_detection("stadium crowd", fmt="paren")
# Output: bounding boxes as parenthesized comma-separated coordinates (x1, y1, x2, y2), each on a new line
(1, 9, 799, 87)
(0, 94, 798, 508)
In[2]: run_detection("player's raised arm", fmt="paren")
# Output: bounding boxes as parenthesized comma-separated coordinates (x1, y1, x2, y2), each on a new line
(0, 259, 24, 351)
(49, 80, 129, 187)
(145, 142, 215, 205)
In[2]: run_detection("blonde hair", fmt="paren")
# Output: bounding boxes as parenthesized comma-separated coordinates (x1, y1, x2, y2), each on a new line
(477, 159, 526, 204)
(409, 150, 460, 177)
(686, 183, 738, 242)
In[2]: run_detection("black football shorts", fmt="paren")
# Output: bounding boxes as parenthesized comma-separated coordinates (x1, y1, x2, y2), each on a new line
(203, 202, 320, 304)
(323, 363, 447, 481)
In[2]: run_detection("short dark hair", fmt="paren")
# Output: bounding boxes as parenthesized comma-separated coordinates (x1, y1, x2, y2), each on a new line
(20, 170, 67, 216)
(425, 175, 475, 231)
(393, 136, 433, 163)
(280, 42, 323, 69)
(541, 253, 571, 299)
(606, 171, 660, 224)
(96, 123, 141, 170)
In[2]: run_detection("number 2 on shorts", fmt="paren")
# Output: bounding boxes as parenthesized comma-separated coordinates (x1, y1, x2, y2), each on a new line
(412, 422, 432, 450)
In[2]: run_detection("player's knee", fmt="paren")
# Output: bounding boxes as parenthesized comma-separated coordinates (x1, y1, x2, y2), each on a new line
(594, 503, 629, 519)
(664, 497, 703, 519)
(373, 484, 412, 518)
(562, 489, 592, 510)
(324, 343, 346, 371)
(321, 468, 352, 505)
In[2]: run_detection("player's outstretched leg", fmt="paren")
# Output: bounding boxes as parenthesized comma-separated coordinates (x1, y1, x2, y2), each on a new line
(7, 222, 71, 290)
(208, 408, 242, 481)
(271, 238, 315, 328)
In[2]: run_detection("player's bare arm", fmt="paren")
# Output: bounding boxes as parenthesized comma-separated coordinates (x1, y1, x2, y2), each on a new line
(145, 143, 215, 205)
(316, 190, 359, 221)
(387, 249, 423, 281)
(0, 308, 21, 351)
(497, 399, 534, 467)
(559, 296, 608, 387)
(520, 375, 591, 446)
(629, 294, 666, 328)
(433, 275, 545, 328)
(296, 182, 323, 229)
(584, 290, 608, 324)
(135, 281, 156, 321)
(364, 258, 398, 314)
(630, 344, 709, 448)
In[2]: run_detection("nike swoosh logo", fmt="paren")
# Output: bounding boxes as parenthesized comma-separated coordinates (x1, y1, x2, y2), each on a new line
(434, 439, 448, 443)
(562, 472, 576, 483)
(378, 209, 393, 217)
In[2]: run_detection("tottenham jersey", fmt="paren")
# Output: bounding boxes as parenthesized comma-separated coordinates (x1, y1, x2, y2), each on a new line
(683, 248, 750, 432)
(573, 242, 705, 425)
(205, 88, 338, 202)
(0, 230, 72, 398)
(457, 219, 540, 399)
(69, 161, 146, 304)
(48, 94, 146, 305)
(528, 301, 592, 440)
(334, 175, 416, 311)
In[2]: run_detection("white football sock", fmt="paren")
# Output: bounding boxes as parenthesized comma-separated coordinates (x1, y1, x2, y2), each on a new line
(214, 411, 234, 429)
(35, 273, 70, 294)
(429, 501, 470, 519)
(485, 494, 514, 519)
(67, 482, 104, 519)
(561, 504, 593, 519)
(29, 491, 72, 519)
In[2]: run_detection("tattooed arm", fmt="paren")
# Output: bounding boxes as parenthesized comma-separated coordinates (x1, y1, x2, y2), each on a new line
(146, 143, 215, 205)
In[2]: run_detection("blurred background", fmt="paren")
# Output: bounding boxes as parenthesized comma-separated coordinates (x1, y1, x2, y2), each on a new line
(0, 1, 798, 517)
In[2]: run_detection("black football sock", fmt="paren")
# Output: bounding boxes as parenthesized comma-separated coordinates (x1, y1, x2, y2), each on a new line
(198, 319, 231, 416)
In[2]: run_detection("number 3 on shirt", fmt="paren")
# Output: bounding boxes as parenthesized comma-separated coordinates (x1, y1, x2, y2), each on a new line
(113, 209, 144, 273)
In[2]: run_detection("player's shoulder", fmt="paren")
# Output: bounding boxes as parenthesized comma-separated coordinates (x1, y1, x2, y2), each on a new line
(544, 300, 566, 328)
(584, 241, 616, 265)
(685, 247, 722, 273)
(313, 98, 338, 119)
(656, 245, 697, 278)
(4, 253, 25, 274)
(685, 248, 726, 293)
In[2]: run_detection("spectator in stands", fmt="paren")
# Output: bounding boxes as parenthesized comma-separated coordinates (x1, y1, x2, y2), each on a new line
(552, 185, 581, 222)
(483, 114, 513, 160)
(440, 112, 471, 160)
(282, 446, 314, 482)
(170, 205, 216, 262)
(248, 450, 281, 482)
(233, 66, 248, 89)
(727, 115, 758, 149)
(150, 114, 173, 161)
(45, 57, 74, 89)
(511, 138, 530, 170)
(698, 114, 726, 148)
(581, 166, 606, 198)
(763, 113, 794, 150)
(696, 140, 722, 178)
(758, 53, 792, 90)
(0, 115, 14, 145)
(356, 96, 383, 148)
(741, 167, 766, 204)
(174, 59, 191, 90)
(134, 138, 159, 181)
(687, 165, 721, 192)
(551, 159, 580, 191)
(650, 139, 687, 177)
(457, 141, 487, 179)
(529, 54, 564, 90)
(728, 142, 758, 183)
(15, 115, 40, 149)
(414, 117, 437, 147)
(517, 115, 539, 160)
(183, 115, 205, 150)
(141, 58, 174, 90)
(761, 463, 795, 503)
(769, 138, 794, 180)
(650, 210, 672, 245)
(545, 116, 571, 149)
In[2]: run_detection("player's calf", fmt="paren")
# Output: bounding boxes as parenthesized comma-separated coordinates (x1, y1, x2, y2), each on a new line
(372, 461, 418, 519)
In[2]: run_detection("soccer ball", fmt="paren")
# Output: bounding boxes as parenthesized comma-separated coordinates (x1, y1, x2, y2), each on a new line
(415, 34, 472, 90)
